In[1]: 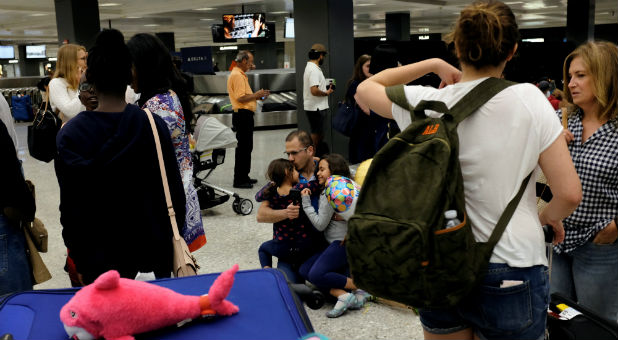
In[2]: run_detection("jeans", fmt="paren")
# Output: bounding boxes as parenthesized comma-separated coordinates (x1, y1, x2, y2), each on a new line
(550, 240, 618, 321)
(419, 263, 549, 340)
(298, 241, 348, 290)
(0, 214, 32, 296)
(232, 109, 254, 184)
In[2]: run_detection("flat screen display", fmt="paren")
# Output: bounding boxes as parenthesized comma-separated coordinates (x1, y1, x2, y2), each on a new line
(222, 13, 267, 39)
(247, 22, 275, 42)
(0, 45, 15, 59)
(26, 45, 46, 59)
(211, 24, 236, 43)
(284, 17, 294, 39)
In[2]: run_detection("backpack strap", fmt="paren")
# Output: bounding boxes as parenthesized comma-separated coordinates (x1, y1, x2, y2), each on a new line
(385, 84, 415, 116)
(449, 77, 515, 125)
(486, 171, 533, 248)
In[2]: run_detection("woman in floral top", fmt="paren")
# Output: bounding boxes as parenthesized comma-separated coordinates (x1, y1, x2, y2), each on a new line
(127, 33, 205, 251)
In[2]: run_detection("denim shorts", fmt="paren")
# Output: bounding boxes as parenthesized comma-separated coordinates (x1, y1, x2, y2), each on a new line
(419, 263, 549, 340)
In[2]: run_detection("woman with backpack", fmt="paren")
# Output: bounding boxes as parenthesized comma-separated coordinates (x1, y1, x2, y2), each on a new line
(354, 1, 582, 339)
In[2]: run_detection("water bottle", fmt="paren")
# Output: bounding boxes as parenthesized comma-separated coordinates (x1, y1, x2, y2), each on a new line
(444, 210, 461, 229)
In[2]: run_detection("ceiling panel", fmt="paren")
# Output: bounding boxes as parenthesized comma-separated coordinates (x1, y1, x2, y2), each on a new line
(0, 0, 616, 52)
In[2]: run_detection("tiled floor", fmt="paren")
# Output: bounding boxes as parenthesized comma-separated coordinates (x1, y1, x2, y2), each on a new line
(16, 122, 423, 340)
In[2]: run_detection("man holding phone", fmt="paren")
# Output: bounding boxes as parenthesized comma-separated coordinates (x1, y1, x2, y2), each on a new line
(303, 43, 333, 157)
(227, 50, 270, 188)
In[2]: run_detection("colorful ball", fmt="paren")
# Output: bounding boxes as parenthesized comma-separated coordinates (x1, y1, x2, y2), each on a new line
(325, 175, 361, 220)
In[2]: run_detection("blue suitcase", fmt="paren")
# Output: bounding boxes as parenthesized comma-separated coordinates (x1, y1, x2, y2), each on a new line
(11, 95, 33, 122)
(0, 268, 314, 339)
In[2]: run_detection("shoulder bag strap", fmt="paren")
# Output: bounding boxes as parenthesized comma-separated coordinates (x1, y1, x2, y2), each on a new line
(486, 171, 533, 247)
(449, 77, 515, 125)
(143, 108, 183, 244)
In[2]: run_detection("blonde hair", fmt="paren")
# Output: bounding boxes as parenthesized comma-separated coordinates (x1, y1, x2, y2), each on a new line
(563, 41, 618, 122)
(53, 44, 86, 90)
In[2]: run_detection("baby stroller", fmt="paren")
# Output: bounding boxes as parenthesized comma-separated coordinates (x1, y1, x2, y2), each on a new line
(192, 115, 253, 215)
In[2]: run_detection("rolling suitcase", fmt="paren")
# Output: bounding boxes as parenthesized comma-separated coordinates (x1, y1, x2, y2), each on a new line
(0, 268, 314, 339)
(547, 292, 618, 340)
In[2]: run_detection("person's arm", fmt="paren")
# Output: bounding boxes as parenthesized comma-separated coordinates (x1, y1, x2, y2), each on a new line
(236, 89, 269, 103)
(538, 136, 583, 244)
(301, 193, 334, 231)
(49, 78, 85, 119)
(355, 58, 462, 119)
(256, 200, 299, 223)
(310, 85, 333, 97)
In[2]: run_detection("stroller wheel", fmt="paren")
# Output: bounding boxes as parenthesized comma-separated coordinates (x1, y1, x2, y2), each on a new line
(233, 198, 253, 215)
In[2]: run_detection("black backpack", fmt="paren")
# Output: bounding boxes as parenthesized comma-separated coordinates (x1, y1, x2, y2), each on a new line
(347, 77, 532, 308)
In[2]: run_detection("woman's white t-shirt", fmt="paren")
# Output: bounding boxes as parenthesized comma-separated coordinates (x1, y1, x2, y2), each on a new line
(49, 77, 85, 121)
(391, 78, 563, 267)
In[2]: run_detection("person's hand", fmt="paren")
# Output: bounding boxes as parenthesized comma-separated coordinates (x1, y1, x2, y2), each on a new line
(325, 87, 334, 96)
(354, 92, 371, 115)
(285, 203, 300, 220)
(432, 58, 462, 88)
(562, 129, 574, 144)
(593, 220, 618, 244)
(256, 89, 269, 99)
(539, 212, 565, 245)
(301, 188, 311, 196)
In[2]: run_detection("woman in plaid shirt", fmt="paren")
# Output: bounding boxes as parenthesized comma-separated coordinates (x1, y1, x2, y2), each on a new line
(552, 41, 618, 321)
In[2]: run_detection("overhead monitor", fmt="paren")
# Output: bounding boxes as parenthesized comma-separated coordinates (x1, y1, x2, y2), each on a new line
(247, 22, 275, 42)
(0, 45, 15, 59)
(284, 17, 294, 39)
(26, 45, 46, 59)
(211, 24, 236, 43)
(222, 13, 267, 39)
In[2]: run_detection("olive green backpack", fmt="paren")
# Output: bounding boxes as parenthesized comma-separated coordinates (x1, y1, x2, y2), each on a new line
(346, 77, 532, 308)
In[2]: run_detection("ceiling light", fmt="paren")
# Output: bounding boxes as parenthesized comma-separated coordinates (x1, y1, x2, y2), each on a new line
(8, 60, 18, 64)
(418, 35, 430, 40)
(29, 13, 48, 17)
(356, 3, 376, 6)
(270, 11, 289, 14)
(144, 24, 160, 27)
(126, 16, 142, 19)
(200, 18, 214, 21)
(380, 37, 387, 41)
(48, 57, 57, 61)
(195, 7, 215, 11)
(220, 46, 238, 50)
(99, 3, 121, 7)
(522, 38, 544, 42)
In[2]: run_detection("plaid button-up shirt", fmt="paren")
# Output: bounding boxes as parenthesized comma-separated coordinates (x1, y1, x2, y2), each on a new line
(555, 109, 618, 254)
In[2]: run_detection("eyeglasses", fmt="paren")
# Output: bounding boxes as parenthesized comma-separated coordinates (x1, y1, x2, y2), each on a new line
(284, 147, 308, 157)
(79, 82, 93, 92)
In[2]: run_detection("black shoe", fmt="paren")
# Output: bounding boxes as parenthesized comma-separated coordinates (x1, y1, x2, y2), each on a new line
(233, 181, 254, 189)
(249, 178, 258, 184)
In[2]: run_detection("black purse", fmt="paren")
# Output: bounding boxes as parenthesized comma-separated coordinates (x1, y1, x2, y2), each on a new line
(27, 94, 61, 163)
(333, 100, 358, 137)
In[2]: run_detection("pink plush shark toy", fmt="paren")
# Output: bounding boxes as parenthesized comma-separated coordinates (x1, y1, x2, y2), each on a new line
(60, 264, 240, 340)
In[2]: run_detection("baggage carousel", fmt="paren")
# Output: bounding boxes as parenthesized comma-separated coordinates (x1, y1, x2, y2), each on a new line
(192, 68, 297, 129)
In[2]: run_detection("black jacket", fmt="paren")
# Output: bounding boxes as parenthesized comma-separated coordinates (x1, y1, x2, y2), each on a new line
(55, 104, 186, 283)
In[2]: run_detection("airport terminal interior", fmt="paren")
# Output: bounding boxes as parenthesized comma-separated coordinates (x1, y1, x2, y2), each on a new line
(1, 0, 618, 339)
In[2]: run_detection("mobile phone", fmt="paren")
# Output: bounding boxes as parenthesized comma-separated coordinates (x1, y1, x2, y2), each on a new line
(542, 224, 554, 243)
(289, 188, 301, 205)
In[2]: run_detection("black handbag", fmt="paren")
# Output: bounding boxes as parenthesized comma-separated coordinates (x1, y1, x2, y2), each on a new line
(333, 100, 358, 137)
(27, 95, 61, 163)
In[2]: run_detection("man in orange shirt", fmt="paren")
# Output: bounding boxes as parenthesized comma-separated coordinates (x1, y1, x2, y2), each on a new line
(227, 50, 269, 188)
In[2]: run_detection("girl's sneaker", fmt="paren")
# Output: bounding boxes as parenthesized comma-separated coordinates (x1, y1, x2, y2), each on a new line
(349, 289, 373, 310)
(326, 293, 357, 318)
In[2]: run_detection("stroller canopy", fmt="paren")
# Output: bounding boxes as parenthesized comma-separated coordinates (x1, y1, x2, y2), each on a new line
(194, 115, 238, 152)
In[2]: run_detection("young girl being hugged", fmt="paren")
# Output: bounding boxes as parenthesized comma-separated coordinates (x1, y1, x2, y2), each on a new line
(256, 159, 321, 269)
(299, 154, 371, 318)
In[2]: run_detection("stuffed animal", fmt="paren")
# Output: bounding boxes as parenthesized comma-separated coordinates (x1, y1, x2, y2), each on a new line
(60, 264, 240, 340)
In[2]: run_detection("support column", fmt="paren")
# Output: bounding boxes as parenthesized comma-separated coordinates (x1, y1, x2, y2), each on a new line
(155, 32, 176, 53)
(386, 12, 410, 41)
(293, 0, 354, 157)
(54, 0, 101, 49)
(566, 0, 595, 46)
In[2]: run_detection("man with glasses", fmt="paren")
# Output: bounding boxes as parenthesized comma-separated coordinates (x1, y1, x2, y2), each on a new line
(256, 130, 324, 282)
(227, 50, 270, 188)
